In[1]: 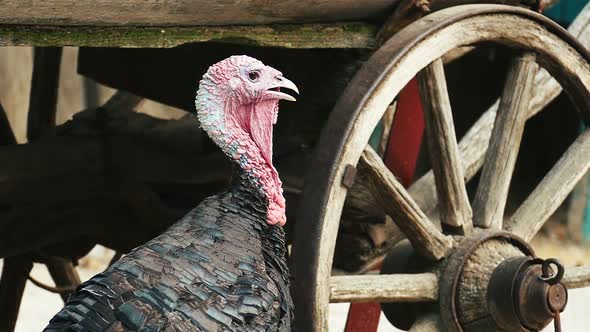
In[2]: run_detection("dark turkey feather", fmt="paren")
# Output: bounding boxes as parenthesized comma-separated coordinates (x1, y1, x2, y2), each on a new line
(44, 179, 292, 331)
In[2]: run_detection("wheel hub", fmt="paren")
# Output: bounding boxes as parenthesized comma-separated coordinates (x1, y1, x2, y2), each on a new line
(382, 230, 568, 331)
(487, 257, 567, 331)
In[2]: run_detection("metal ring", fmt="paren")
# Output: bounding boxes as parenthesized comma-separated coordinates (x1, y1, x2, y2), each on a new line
(540, 258, 564, 285)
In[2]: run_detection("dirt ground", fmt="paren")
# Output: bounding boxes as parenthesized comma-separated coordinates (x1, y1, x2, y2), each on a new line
(4, 233, 589, 331)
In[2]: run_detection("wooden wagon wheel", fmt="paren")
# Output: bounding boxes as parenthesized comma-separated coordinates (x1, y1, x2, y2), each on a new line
(292, 4, 590, 331)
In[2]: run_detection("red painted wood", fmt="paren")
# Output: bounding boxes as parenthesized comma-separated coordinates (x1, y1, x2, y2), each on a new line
(344, 78, 425, 332)
(345, 302, 382, 332)
(384, 78, 425, 186)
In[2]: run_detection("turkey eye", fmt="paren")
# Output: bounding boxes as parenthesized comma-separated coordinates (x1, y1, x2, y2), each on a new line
(248, 71, 260, 82)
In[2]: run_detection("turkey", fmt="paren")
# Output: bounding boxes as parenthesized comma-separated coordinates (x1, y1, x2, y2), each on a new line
(44, 55, 299, 331)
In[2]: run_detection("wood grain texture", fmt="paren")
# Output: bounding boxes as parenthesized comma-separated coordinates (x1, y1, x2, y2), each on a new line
(410, 102, 496, 219)
(563, 265, 590, 289)
(0, 0, 396, 26)
(506, 129, 590, 241)
(361, 147, 453, 260)
(408, 2, 590, 221)
(472, 53, 536, 229)
(329, 273, 438, 303)
(418, 58, 472, 232)
(0, 23, 378, 49)
(292, 6, 590, 330)
(457, 239, 525, 325)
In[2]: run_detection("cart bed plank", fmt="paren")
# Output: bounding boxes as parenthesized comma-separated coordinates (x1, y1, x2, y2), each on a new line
(0, 23, 377, 49)
(0, 0, 396, 26)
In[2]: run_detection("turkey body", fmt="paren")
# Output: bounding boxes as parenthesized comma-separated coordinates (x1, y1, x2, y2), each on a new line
(44, 177, 292, 332)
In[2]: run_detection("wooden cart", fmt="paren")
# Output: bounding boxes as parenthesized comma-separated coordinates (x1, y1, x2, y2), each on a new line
(0, 1, 590, 331)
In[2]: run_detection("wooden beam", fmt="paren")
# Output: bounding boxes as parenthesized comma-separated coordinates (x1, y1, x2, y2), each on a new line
(103, 90, 143, 112)
(418, 58, 472, 232)
(0, 256, 33, 332)
(563, 265, 590, 289)
(0, 108, 232, 205)
(45, 257, 81, 303)
(0, 23, 377, 49)
(473, 53, 536, 229)
(329, 273, 438, 303)
(27, 47, 62, 141)
(0, 0, 395, 26)
(360, 146, 453, 260)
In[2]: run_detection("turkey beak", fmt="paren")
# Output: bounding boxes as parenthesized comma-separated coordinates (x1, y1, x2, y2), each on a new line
(267, 76, 299, 102)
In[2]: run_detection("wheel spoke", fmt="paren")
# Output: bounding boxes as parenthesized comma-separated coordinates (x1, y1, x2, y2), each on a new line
(377, 102, 397, 157)
(418, 58, 472, 232)
(360, 146, 453, 260)
(563, 265, 590, 289)
(506, 129, 590, 241)
(329, 273, 438, 303)
(410, 62, 561, 222)
(473, 53, 537, 229)
(409, 314, 443, 332)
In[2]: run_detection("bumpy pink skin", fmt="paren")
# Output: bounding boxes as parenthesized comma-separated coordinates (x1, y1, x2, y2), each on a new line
(195, 56, 289, 226)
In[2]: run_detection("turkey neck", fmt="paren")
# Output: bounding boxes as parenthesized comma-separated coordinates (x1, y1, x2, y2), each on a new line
(228, 164, 288, 245)
(195, 167, 289, 285)
(196, 73, 287, 226)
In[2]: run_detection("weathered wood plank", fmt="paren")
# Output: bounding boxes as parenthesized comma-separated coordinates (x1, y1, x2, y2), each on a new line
(329, 273, 438, 303)
(26, 47, 62, 141)
(506, 129, 590, 241)
(0, 23, 377, 49)
(473, 53, 536, 229)
(418, 58, 472, 232)
(360, 146, 453, 260)
(563, 265, 590, 289)
(0, 0, 395, 26)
